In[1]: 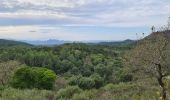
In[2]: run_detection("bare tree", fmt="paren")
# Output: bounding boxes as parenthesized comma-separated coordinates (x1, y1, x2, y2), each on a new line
(167, 17, 170, 30)
(128, 32, 170, 100)
(0, 61, 20, 86)
(126, 18, 170, 100)
(159, 17, 170, 32)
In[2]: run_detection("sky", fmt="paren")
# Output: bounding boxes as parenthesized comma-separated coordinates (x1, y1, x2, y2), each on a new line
(0, 0, 170, 41)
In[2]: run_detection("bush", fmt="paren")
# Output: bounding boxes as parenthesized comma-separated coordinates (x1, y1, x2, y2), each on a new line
(56, 86, 82, 99)
(72, 89, 98, 100)
(54, 77, 67, 91)
(71, 93, 87, 100)
(90, 73, 104, 88)
(94, 64, 113, 80)
(69, 76, 95, 89)
(0, 87, 54, 100)
(78, 77, 95, 89)
(103, 83, 137, 92)
(12, 66, 56, 90)
(103, 83, 115, 91)
(120, 74, 133, 82)
(68, 75, 81, 85)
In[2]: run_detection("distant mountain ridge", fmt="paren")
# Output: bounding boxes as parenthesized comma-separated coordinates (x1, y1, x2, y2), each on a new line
(0, 39, 32, 47)
(23, 39, 136, 46)
(96, 39, 136, 46)
(23, 39, 71, 46)
(0, 38, 137, 47)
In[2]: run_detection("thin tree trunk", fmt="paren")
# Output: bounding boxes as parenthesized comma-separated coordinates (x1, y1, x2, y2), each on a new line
(162, 87, 166, 100)
(156, 64, 167, 100)
(157, 77, 166, 100)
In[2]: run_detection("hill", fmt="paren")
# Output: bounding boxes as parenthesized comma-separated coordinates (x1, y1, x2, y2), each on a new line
(23, 39, 71, 46)
(23, 39, 136, 47)
(96, 39, 136, 46)
(126, 31, 170, 100)
(137, 31, 170, 44)
(0, 39, 32, 47)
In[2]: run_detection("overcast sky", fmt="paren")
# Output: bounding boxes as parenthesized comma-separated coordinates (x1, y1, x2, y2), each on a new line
(0, 0, 170, 41)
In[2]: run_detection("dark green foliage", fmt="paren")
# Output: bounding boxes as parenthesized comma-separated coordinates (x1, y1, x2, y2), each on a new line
(120, 74, 133, 82)
(94, 64, 113, 80)
(91, 54, 105, 65)
(0, 39, 32, 47)
(97, 39, 135, 47)
(68, 75, 81, 86)
(90, 73, 104, 88)
(12, 66, 56, 90)
(0, 43, 129, 89)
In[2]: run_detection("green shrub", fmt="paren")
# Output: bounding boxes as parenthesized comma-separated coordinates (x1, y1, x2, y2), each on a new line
(90, 73, 104, 88)
(71, 93, 87, 100)
(35, 67, 57, 89)
(72, 89, 98, 100)
(103, 83, 137, 92)
(120, 74, 133, 82)
(94, 64, 113, 80)
(0, 87, 54, 100)
(12, 66, 56, 90)
(69, 76, 95, 89)
(103, 83, 115, 91)
(78, 77, 95, 89)
(68, 75, 81, 86)
(56, 86, 82, 99)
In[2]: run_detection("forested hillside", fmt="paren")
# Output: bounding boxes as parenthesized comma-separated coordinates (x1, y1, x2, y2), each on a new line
(0, 0, 170, 99)
(0, 31, 170, 100)
(0, 43, 130, 83)
(0, 39, 32, 47)
(125, 31, 170, 100)
(97, 39, 136, 47)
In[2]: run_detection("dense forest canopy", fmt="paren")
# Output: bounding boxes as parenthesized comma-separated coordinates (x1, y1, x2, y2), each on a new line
(0, 43, 130, 83)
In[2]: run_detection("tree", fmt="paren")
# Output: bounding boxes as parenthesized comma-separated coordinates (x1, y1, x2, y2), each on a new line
(127, 31, 170, 100)
(91, 54, 105, 65)
(90, 73, 104, 88)
(12, 66, 57, 90)
(94, 64, 113, 80)
(160, 17, 170, 31)
(34, 67, 57, 89)
(69, 75, 95, 89)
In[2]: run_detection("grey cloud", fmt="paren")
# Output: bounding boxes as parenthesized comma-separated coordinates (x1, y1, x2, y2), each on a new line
(0, 0, 170, 26)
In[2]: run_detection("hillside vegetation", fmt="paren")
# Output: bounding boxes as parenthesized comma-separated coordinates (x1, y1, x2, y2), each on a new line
(0, 39, 32, 47)
(0, 29, 170, 99)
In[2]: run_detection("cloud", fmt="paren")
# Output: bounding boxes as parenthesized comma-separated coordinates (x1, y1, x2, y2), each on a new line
(0, 0, 169, 27)
(0, 0, 169, 41)
(0, 25, 101, 41)
(0, 25, 74, 40)
(0, 25, 146, 41)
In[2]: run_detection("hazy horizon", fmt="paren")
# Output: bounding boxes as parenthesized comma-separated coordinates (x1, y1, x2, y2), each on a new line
(0, 37, 136, 42)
